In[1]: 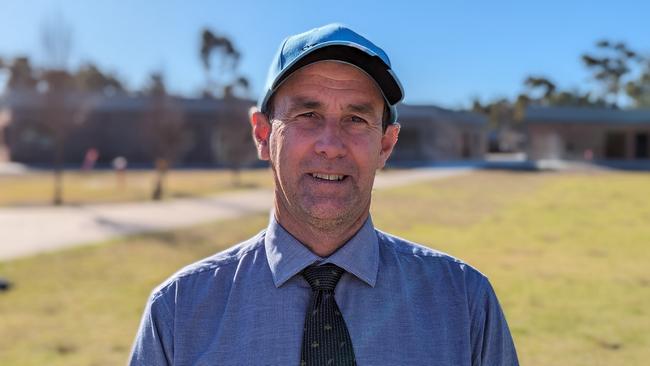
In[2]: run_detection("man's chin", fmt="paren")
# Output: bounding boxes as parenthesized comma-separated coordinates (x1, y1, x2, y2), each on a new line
(301, 201, 365, 226)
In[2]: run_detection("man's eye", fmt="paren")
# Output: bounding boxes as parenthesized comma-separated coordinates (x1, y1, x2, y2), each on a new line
(350, 116, 367, 123)
(299, 112, 316, 118)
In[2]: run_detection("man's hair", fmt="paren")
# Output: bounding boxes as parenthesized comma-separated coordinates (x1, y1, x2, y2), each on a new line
(264, 97, 392, 134)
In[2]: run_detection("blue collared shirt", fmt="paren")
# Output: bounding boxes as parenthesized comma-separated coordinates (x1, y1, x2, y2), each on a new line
(130, 215, 518, 365)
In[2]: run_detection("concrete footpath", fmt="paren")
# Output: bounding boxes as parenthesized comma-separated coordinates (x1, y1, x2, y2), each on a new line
(0, 167, 472, 261)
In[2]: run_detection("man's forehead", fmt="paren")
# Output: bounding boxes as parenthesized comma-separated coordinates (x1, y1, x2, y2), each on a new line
(284, 95, 380, 115)
(274, 61, 385, 109)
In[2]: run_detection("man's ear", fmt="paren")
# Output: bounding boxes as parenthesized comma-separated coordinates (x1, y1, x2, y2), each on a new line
(378, 122, 400, 168)
(249, 106, 271, 161)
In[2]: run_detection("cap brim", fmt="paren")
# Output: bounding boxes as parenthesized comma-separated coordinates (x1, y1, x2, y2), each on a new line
(271, 44, 403, 107)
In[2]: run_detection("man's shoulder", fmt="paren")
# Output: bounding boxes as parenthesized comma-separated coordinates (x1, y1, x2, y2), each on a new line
(375, 229, 487, 279)
(151, 229, 266, 298)
(376, 229, 464, 263)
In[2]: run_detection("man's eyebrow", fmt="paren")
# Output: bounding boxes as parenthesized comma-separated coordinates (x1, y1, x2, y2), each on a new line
(285, 98, 379, 116)
(346, 102, 377, 115)
(286, 97, 322, 112)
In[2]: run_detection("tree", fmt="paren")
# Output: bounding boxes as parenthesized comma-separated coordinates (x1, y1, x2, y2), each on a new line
(0, 56, 6, 91)
(6, 57, 38, 92)
(200, 28, 241, 97)
(40, 70, 77, 205)
(74, 63, 125, 96)
(524, 76, 556, 101)
(522, 75, 609, 108)
(581, 40, 642, 107)
(223, 76, 250, 99)
(472, 98, 520, 130)
(142, 72, 188, 200)
(199, 28, 254, 183)
(547, 90, 606, 108)
(40, 13, 75, 205)
(626, 61, 650, 108)
(211, 103, 258, 186)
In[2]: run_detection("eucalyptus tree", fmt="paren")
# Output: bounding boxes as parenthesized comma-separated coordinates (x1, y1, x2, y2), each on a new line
(581, 40, 642, 107)
(199, 28, 241, 97)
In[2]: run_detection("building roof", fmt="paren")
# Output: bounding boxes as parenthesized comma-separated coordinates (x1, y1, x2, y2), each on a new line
(398, 104, 486, 125)
(0, 93, 486, 126)
(0, 92, 255, 112)
(525, 106, 650, 124)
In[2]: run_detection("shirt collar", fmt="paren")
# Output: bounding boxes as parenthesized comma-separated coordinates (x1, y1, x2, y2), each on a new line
(264, 213, 379, 288)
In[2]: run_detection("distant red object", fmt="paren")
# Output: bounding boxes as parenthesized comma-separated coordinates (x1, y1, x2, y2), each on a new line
(82, 148, 100, 170)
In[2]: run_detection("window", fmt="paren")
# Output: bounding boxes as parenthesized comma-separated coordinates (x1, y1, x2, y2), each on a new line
(635, 133, 649, 159)
(604, 132, 626, 159)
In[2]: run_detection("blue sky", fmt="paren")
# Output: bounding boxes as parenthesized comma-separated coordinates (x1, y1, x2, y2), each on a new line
(1, 0, 648, 109)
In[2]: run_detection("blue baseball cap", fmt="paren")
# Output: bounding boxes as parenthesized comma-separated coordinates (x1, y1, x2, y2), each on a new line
(258, 23, 404, 124)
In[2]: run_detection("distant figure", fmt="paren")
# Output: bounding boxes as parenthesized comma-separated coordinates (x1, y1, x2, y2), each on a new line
(584, 149, 594, 161)
(112, 156, 128, 190)
(82, 148, 99, 171)
(130, 24, 519, 366)
(0, 277, 12, 292)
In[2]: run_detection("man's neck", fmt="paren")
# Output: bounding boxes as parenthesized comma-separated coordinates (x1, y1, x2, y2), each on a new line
(274, 206, 369, 257)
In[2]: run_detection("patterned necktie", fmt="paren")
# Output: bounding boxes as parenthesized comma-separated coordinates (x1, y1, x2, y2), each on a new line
(300, 264, 356, 366)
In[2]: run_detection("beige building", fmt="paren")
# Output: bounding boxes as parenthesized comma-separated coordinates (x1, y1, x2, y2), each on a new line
(392, 104, 487, 163)
(526, 106, 650, 161)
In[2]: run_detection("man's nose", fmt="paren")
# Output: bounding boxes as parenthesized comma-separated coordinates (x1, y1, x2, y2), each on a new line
(314, 120, 346, 159)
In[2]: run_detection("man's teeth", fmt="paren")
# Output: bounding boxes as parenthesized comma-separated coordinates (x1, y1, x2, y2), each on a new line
(311, 173, 345, 181)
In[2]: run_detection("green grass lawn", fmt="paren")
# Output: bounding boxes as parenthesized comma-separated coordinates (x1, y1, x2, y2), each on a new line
(1, 170, 649, 365)
(0, 169, 274, 206)
(0, 167, 408, 207)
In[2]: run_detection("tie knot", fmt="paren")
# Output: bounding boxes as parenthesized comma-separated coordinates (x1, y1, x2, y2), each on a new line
(301, 264, 344, 291)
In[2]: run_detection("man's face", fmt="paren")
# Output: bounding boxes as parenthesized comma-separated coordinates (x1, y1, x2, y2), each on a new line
(251, 61, 399, 229)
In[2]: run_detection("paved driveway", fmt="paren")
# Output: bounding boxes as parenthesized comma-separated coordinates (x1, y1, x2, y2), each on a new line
(0, 167, 472, 261)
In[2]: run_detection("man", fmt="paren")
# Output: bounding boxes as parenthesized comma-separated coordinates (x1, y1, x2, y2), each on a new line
(130, 23, 518, 366)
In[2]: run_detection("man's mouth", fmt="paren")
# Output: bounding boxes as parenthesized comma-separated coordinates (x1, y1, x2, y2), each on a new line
(309, 173, 347, 181)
